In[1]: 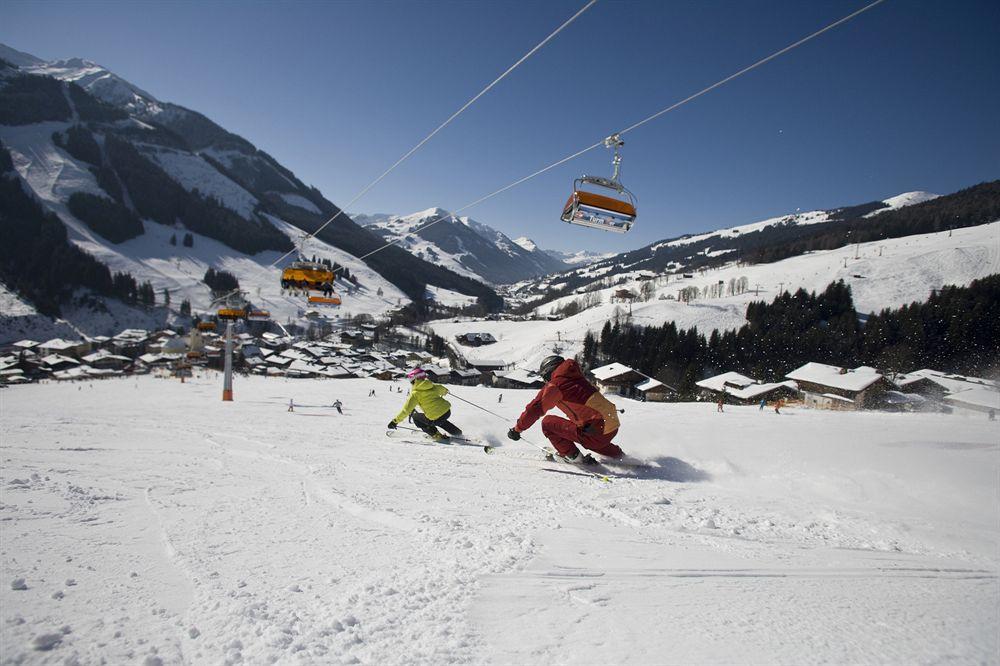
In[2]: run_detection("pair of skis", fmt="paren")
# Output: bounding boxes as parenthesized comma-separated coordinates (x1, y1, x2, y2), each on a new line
(385, 427, 614, 482)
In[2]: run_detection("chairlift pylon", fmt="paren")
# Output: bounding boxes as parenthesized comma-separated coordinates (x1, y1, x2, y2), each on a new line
(561, 134, 636, 233)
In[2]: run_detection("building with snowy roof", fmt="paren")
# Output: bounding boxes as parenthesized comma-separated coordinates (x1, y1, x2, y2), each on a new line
(696, 372, 797, 405)
(494, 368, 545, 389)
(634, 377, 675, 402)
(591, 363, 647, 396)
(943, 387, 1000, 415)
(785, 362, 889, 410)
(39, 338, 90, 358)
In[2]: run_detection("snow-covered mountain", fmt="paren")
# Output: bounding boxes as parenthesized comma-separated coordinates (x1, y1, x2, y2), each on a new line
(354, 208, 567, 284)
(0, 44, 500, 340)
(433, 220, 1000, 373)
(509, 184, 997, 313)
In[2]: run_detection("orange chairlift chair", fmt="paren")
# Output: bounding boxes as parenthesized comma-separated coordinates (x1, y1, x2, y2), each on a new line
(561, 134, 636, 234)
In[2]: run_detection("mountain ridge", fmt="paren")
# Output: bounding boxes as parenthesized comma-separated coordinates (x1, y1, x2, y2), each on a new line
(0, 43, 503, 330)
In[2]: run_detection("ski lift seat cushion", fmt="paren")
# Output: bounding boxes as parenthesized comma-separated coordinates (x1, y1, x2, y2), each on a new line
(566, 191, 636, 218)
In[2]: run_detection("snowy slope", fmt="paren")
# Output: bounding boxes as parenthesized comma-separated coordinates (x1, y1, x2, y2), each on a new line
(0, 122, 407, 339)
(1, 376, 996, 663)
(868, 190, 941, 216)
(431, 222, 1000, 371)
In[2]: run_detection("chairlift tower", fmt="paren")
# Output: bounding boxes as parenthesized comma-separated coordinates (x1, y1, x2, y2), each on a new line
(222, 320, 234, 401)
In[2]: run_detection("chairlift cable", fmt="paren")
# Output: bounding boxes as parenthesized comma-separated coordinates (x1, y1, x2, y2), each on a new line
(342, 0, 888, 258)
(268, 0, 600, 270)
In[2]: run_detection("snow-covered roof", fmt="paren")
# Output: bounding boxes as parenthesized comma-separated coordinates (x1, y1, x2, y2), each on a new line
(40, 338, 80, 351)
(635, 378, 667, 392)
(452, 369, 480, 378)
(945, 388, 1000, 411)
(12, 340, 39, 348)
(81, 350, 132, 363)
(592, 363, 638, 381)
(114, 329, 150, 341)
(695, 372, 756, 392)
(897, 369, 998, 394)
(40, 354, 80, 366)
(52, 367, 89, 380)
(786, 363, 883, 392)
(468, 359, 506, 369)
(497, 368, 543, 385)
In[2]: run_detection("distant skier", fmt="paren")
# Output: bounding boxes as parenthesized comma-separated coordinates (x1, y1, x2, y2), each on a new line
(717, 396, 724, 412)
(774, 399, 783, 415)
(387, 368, 463, 442)
(507, 356, 624, 464)
(498, 393, 503, 404)
(332, 399, 343, 414)
(288, 399, 294, 412)
(759, 398, 766, 411)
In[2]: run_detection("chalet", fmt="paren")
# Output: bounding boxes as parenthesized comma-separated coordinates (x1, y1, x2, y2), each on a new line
(81, 350, 133, 371)
(39, 338, 90, 359)
(111, 330, 150, 358)
(612, 289, 635, 302)
(465, 359, 507, 383)
(635, 377, 674, 402)
(494, 368, 545, 390)
(450, 368, 481, 386)
(785, 363, 889, 410)
(456, 332, 497, 346)
(944, 387, 1000, 415)
(591, 363, 647, 397)
(39, 354, 81, 372)
(695, 371, 798, 405)
(423, 366, 452, 383)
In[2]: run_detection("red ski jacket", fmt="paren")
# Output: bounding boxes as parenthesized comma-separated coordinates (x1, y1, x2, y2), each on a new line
(515, 359, 620, 436)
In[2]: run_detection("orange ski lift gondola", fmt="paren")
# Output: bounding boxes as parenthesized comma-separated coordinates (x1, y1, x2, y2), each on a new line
(215, 290, 249, 320)
(280, 234, 336, 294)
(307, 294, 342, 307)
(561, 134, 636, 233)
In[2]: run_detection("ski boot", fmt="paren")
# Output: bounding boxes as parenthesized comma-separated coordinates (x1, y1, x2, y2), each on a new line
(548, 449, 597, 465)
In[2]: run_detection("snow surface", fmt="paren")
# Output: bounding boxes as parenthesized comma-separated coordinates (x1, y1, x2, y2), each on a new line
(1, 375, 997, 663)
(277, 192, 322, 215)
(867, 191, 941, 217)
(142, 147, 259, 218)
(433, 222, 1000, 372)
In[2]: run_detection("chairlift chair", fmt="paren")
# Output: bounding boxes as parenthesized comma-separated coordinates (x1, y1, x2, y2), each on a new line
(561, 134, 636, 233)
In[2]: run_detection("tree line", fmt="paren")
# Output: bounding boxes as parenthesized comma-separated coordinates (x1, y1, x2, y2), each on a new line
(581, 277, 1000, 398)
(0, 142, 155, 315)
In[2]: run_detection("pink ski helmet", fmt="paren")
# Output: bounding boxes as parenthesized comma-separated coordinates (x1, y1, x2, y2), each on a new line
(407, 368, 428, 382)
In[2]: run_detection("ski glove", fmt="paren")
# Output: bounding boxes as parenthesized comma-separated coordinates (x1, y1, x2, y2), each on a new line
(387, 421, 397, 430)
(507, 428, 521, 441)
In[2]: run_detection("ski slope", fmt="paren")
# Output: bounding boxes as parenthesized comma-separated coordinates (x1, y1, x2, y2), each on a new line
(0, 376, 996, 664)
(0, 122, 408, 338)
(433, 222, 1000, 372)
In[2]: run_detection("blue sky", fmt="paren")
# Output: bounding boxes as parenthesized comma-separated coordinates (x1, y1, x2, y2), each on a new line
(4, 0, 998, 253)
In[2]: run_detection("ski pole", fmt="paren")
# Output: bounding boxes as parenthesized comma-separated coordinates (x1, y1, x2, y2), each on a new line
(448, 391, 554, 457)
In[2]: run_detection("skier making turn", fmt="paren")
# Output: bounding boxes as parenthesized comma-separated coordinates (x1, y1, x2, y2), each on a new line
(507, 356, 624, 463)
(387, 368, 463, 441)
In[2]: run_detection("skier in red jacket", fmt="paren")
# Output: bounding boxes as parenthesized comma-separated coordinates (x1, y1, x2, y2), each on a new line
(507, 356, 624, 463)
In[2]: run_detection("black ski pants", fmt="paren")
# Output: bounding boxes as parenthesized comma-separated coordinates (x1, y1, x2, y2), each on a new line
(411, 409, 462, 437)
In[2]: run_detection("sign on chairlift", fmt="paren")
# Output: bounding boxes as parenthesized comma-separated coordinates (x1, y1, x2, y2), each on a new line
(568, 203, 634, 233)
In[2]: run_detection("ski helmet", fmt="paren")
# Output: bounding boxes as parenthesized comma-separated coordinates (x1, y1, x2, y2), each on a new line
(407, 368, 428, 382)
(538, 355, 564, 380)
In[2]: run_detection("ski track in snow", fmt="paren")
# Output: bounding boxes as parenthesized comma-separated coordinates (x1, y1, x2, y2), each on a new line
(1, 375, 997, 664)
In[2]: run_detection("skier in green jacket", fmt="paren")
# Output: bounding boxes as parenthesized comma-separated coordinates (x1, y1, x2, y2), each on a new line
(387, 368, 463, 441)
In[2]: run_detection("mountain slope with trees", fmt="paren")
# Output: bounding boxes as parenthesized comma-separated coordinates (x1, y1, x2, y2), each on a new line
(0, 45, 500, 316)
